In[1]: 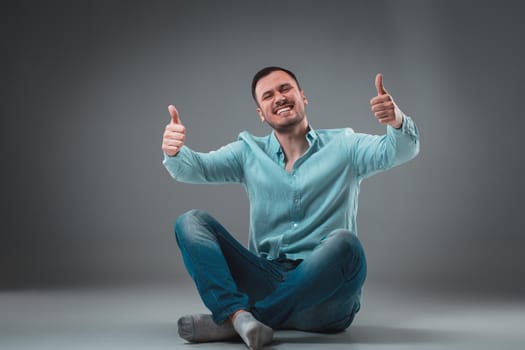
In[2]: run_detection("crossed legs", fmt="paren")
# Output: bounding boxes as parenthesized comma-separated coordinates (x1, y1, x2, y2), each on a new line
(174, 210, 367, 347)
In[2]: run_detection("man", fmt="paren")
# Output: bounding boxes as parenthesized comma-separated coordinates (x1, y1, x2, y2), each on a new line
(162, 66, 419, 349)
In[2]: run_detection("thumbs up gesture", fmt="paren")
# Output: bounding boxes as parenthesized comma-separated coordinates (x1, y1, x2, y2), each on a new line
(162, 105, 186, 156)
(370, 73, 403, 129)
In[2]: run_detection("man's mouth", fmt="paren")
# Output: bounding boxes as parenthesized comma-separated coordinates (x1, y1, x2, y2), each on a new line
(275, 104, 294, 115)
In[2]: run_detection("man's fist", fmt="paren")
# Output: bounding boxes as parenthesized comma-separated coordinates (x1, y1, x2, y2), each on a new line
(162, 105, 186, 156)
(370, 73, 403, 129)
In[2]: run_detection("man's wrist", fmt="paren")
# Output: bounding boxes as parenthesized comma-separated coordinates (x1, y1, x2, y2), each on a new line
(390, 113, 404, 129)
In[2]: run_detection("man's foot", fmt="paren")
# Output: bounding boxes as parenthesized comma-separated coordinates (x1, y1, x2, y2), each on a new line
(232, 311, 273, 350)
(177, 314, 237, 343)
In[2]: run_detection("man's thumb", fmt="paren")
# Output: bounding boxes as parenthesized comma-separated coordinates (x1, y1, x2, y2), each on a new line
(375, 73, 387, 95)
(168, 105, 181, 124)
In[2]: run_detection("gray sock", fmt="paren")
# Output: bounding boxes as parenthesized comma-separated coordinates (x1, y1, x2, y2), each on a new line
(177, 314, 237, 343)
(232, 312, 273, 350)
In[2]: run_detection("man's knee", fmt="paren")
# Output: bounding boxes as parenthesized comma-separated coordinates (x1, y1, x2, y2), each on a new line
(175, 209, 211, 229)
(174, 209, 213, 243)
(325, 230, 364, 260)
(324, 230, 366, 282)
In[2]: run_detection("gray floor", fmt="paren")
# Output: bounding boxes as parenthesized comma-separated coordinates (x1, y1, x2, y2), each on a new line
(2, 283, 524, 350)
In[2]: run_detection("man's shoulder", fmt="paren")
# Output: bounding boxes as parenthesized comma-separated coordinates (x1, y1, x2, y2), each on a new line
(316, 127, 356, 140)
(237, 130, 272, 149)
(238, 130, 269, 142)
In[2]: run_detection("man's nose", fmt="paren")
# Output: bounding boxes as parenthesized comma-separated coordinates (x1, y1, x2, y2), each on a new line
(275, 92, 286, 103)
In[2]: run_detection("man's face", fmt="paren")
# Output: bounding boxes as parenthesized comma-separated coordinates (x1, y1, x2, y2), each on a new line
(255, 70, 308, 132)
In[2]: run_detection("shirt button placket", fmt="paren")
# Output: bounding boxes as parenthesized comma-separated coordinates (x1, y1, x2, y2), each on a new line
(291, 171, 300, 230)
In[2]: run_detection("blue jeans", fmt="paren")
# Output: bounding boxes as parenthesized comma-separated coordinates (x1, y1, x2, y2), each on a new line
(174, 209, 367, 332)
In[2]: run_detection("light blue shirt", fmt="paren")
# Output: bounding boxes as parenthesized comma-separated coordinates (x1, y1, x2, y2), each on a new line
(163, 115, 419, 260)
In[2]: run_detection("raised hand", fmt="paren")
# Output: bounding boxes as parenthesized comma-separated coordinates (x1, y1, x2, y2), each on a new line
(370, 73, 403, 129)
(162, 105, 186, 156)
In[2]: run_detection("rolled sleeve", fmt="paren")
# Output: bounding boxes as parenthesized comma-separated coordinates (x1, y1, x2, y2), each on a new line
(162, 141, 245, 184)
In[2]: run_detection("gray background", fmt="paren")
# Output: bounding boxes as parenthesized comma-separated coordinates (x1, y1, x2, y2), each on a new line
(4, 0, 524, 299)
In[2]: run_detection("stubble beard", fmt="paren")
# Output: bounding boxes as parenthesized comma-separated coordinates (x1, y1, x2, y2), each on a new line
(267, 116, 303, 133)
(264, 109, 308, 134)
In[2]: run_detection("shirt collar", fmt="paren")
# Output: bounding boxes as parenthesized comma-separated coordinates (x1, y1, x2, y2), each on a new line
(268, 131, 282, 157)
(268, 125, 319, 157)
(305, 125, 318, 146)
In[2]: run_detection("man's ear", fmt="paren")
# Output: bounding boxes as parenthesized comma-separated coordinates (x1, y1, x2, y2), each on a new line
(301, 90, 308, 105)
(256, 108, 265, 122)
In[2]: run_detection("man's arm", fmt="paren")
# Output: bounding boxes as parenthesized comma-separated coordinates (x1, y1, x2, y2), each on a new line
(161, 105, 244, 184)
(349, 74, 420, 179)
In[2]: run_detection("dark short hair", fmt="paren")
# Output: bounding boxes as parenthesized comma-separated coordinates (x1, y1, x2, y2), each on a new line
(251, 66, 301, 104)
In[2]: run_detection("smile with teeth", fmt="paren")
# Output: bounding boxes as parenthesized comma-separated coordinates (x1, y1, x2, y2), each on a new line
(276, 105, 293, 115)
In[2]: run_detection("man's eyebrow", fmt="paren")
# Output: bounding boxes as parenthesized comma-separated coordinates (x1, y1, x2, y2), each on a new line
(261, 83, 293, 98)
(261, 89, 273, 97)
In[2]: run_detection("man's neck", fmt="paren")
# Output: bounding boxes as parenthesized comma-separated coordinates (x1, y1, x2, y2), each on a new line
(274, 119, 310, 172)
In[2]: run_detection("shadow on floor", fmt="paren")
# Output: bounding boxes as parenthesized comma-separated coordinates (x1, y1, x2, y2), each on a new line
(272, 325, 467, 346)
(94, 322, 467, 348)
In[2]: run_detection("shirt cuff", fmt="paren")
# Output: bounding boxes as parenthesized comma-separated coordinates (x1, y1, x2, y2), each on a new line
(163, 145, 186, 162)
(389, 114, 418, 137)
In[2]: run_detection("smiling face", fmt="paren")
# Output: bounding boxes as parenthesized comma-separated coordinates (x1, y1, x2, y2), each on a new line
(254, 70, 308, 132)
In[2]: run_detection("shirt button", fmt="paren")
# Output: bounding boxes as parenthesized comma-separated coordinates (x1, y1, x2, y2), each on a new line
(293, 223, 298, 228)
(294, 199, 299, 203)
